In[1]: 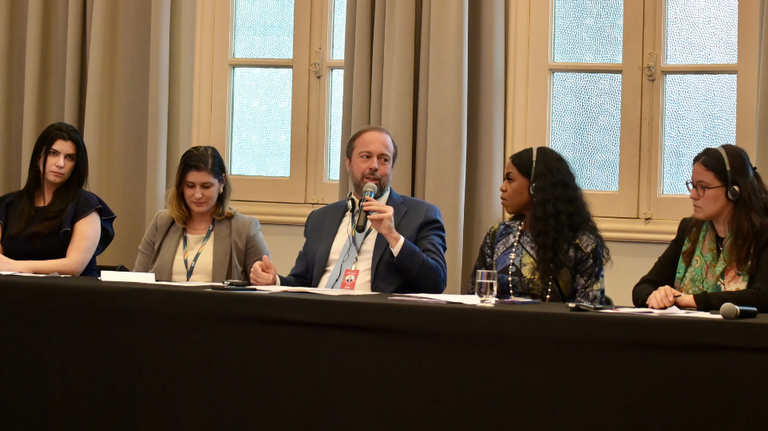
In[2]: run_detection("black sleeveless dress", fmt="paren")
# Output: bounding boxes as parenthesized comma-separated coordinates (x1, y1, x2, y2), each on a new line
(0, 190, 116, 276)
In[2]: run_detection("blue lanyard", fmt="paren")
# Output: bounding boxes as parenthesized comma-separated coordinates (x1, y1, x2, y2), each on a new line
(182, 219, 215, 281)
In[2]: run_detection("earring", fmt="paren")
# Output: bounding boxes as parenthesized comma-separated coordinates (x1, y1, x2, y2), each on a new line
(219, 188, 223, 194)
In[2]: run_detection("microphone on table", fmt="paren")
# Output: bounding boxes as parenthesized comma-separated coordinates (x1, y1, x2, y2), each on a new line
(720, 302, 758, 320)
(355, 183, 378, 233)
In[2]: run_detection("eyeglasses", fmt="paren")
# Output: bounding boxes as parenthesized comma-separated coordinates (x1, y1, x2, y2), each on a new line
(685, 180, 725, 196)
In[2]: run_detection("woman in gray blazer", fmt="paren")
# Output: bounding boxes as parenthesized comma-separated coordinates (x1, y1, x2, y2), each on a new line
(133, 146, 269, 282)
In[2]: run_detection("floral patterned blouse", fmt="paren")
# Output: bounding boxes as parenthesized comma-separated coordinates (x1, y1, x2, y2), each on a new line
(469, 219, 605, 304)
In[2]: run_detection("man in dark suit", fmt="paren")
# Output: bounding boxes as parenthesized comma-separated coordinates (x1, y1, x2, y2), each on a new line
(249, 126, 447, 294)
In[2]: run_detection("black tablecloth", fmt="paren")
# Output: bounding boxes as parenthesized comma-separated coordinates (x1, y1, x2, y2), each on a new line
(1, 274, 767, 430)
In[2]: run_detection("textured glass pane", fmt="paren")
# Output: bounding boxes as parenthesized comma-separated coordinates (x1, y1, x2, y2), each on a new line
(551, 72, 622, 191)
(328, 69, 344, 181)
(233, 0, 294, 59)
(331, 0, 347, 60)
(666, 0, 737, 65)
(662, 74, 736, 194)
(553, 0, 624, 63)
(230, 68, 293, 177)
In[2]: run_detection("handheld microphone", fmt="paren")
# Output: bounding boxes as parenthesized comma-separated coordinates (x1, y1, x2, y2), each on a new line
(720, 302, 758, 320)
(355, 183, 378, 233)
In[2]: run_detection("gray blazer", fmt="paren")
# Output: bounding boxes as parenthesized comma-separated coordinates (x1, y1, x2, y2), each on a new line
(133, 210, 270, 282)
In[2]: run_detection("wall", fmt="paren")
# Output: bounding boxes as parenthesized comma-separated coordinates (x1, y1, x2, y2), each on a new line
(603, 241, 667, 306)
(260, 224, 306, 278)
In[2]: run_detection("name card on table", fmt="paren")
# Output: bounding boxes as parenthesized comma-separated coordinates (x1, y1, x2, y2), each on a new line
(101, 271, 156, 283)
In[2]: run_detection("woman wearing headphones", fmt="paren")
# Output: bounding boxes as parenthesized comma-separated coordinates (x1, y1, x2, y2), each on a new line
(468, 147, 609, 304)
(633, 145, 768, 311)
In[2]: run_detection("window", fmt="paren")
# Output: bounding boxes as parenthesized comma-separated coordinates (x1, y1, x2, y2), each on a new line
(198, 0, 347, 217)
(520, 0, 759, 237)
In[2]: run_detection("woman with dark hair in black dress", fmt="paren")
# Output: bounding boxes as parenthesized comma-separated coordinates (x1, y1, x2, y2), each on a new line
(0, 122, 115, 276)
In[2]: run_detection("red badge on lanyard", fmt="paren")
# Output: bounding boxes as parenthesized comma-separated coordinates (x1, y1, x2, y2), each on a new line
(340, 219, 372, 291)
(340, 269, 360, 290)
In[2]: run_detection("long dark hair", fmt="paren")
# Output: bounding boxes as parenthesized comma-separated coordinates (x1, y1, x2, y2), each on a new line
(166, 146, 233, 226)
(682, 145, 768, 273)
(510, 147, 610, 283)
(11, 122, 89, 237)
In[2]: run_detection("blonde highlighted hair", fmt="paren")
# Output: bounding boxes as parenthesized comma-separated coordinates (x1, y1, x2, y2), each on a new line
(167, 146, 234, 226)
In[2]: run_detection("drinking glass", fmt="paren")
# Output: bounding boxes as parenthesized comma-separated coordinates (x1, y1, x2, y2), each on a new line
(475, 270, 498, 306)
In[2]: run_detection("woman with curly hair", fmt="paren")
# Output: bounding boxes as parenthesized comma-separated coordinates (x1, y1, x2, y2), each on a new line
(633, 145, 768, 311)
(469, 147, 609, 304)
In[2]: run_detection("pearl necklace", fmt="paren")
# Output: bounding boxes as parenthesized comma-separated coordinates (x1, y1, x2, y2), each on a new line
(509, 220, 552, 302)
(508, 221, 523, 284)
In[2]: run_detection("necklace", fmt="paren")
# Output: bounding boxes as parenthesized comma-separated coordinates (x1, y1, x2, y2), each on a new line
(508, 220, 552, 302)
(187, 221, 213, 230)
(509, 221, 524, 295)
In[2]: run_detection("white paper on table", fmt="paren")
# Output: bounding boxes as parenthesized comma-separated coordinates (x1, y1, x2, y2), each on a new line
(0, 271, 69, 277)
(100, 275, 226, 287)
(100, 271, 156, 283)
(390, 293, 481, 305)
(155, 281, 225, 287)
(599, 305, 723, 319)
(251, 285, 380, 296)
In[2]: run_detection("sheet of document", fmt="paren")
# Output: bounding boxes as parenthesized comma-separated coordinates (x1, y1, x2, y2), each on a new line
(153, 281, 223, 287)
(99, 273, 222, 287)
(252, 286, 379, 296)
(389, 294, 481, 305)
(0, 271, 69, 277)
(599, 306, 723, 319)
(93, 276, 377, 295)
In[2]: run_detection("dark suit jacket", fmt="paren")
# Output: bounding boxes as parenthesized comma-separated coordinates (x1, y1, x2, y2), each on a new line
(280, 189, 447, 293)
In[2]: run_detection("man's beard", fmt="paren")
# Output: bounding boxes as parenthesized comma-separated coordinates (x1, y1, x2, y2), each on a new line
(350, 169, 389, 199)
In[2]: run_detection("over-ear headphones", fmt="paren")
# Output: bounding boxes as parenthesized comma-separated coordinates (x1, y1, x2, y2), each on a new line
(716, 146, 740, 201)
(529, 146, 538, 196)
(346, 191, 357, 213)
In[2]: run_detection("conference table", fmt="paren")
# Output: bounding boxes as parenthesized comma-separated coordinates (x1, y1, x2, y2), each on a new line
(1, 274, 767, 430)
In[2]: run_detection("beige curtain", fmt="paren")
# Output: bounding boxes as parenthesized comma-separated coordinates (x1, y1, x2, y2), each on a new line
(0, 0, 193, 269)
(341, 0, 506, 293)
(757, 0, 768, 172)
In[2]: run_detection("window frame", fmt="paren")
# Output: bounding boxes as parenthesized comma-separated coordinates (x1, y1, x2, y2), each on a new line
(645, 0, 760, 221)
(192, 0, 344, 223)
(511, 0, 760, 242)
(528, 0, 644, 218)
(305, 0, 346, 204)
